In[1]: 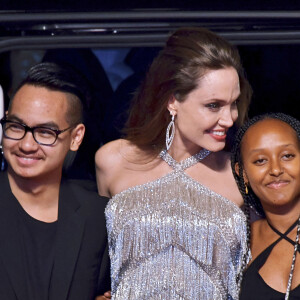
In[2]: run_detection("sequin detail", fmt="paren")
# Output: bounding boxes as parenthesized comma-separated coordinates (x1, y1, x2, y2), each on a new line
(106, 150, 248, 300)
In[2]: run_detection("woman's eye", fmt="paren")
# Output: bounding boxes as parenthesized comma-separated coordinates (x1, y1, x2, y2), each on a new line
(232, 100, 238, 107)
(253, 158, 266, 165)
(206, 103, 220, 110)
(282, 153, 295, 160)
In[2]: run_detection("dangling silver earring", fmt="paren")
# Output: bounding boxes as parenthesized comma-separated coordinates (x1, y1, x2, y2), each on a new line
(166, 113, 175, 150)
(0, 145, 5, 171)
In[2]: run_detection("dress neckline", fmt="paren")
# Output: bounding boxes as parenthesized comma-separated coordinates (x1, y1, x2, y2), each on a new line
(267, 217, 300, 252)
(159, 148, 211, 172)
(108, 148, 244, 210)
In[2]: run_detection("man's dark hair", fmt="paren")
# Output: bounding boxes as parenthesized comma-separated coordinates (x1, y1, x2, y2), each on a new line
(10, 62, 88, 125)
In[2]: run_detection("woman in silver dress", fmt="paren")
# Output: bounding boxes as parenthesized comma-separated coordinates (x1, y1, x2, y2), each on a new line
(96, 27, 252, 300)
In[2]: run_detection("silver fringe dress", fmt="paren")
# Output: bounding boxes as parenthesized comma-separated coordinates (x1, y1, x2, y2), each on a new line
(105, 149, 248, 300)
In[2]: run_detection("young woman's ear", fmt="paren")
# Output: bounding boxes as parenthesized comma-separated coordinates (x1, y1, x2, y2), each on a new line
(234, 162, 240, 176)
(242, 170, 249, 185)
(234, 163, 249, 183)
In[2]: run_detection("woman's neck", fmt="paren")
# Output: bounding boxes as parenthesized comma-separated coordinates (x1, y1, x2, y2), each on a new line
(264, 207, 300, 233)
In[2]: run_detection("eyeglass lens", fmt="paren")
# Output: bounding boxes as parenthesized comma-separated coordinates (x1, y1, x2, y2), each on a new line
(3, 122, 57, 145)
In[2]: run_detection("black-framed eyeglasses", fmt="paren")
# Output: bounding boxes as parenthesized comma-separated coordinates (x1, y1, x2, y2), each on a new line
(0, 118, 73, 146)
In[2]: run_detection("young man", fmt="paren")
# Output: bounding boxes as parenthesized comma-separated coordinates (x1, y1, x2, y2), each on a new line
(0, 62, 110, 300)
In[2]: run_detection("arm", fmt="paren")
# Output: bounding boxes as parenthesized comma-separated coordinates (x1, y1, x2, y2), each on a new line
(95, 139, 125, 198)
(95, 143, 114, 197)
(95, 291, 111, 299)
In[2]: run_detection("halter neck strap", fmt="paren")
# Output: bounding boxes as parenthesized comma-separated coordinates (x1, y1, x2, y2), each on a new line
(267, 217, 300, 253)
(159, 148, 211, 172)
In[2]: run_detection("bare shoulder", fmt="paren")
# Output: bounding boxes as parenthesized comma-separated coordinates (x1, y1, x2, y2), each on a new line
(95, 139, 141, 196)
(95, 139, 140, 175)
(95, 139, 126, 197)
(95, 139, 124, 171)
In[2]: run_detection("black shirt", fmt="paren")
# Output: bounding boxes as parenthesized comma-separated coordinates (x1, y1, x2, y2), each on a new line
(16, 199, 57, 300)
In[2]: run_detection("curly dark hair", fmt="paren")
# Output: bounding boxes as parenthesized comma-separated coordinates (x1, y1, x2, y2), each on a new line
(231, 112, 300, 282)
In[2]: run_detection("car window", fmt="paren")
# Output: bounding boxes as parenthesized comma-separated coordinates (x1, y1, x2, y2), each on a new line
(1, 9, 300, 179)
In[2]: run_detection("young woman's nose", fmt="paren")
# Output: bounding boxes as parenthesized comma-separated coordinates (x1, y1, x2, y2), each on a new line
(269, 158, 283, 176)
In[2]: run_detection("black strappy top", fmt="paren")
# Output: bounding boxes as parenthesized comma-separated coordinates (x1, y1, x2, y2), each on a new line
(240, 219, 300, 300)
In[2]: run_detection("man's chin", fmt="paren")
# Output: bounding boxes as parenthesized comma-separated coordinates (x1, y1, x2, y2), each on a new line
(8, 165, 45, 180)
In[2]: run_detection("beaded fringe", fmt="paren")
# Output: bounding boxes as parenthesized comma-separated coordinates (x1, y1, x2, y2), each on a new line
(106, 169, 248, 300)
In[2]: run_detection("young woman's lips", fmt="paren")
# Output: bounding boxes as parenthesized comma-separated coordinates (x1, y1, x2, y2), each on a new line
(266, 180, 289, 189)
(209, 130, 227, 141)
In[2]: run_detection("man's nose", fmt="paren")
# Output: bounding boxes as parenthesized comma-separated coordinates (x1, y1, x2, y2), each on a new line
(18, 131, 39, 151)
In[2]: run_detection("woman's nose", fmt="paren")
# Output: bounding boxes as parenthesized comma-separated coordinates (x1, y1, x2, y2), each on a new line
(269, 158, 283, 176)
(218, 108, 236, 128)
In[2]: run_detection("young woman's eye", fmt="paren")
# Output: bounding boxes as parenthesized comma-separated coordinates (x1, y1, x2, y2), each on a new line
(282, 153, 295, 160)
(253, 158, 266, 165)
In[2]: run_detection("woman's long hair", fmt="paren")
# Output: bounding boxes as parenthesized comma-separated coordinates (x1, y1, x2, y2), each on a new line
(125, 27, 252, 155)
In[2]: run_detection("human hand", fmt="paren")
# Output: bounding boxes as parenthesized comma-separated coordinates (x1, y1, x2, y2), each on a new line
(95, 290, 111, 299)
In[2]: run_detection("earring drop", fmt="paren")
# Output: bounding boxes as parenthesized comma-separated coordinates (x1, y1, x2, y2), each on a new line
(245, 183, 248, 195)
(166, 112, 175, 150)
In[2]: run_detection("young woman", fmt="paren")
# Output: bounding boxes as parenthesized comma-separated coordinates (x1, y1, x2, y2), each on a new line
(96, 27, 252, 299)
(231, 113, 300, 300)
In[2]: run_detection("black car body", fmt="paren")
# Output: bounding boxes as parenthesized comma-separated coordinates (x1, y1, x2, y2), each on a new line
(1, 2, 300, 177)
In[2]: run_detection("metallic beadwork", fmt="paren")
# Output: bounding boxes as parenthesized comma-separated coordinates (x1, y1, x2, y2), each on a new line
(106, 150, 248, 300)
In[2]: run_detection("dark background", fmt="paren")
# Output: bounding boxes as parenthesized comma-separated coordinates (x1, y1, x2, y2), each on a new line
(1, 0, 300, 11)
(1, 1, 300, 178)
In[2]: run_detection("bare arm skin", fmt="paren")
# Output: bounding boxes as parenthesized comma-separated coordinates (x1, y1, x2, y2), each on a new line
(95, 291, 111, 299)
(95, 140, 124, 198)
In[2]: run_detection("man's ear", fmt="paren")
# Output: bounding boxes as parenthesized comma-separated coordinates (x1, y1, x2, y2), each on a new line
(70, 124, 85, 151)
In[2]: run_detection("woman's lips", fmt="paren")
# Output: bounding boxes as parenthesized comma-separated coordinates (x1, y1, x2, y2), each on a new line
(209, 130, 227, 141)
(266, 180, 289, 189)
